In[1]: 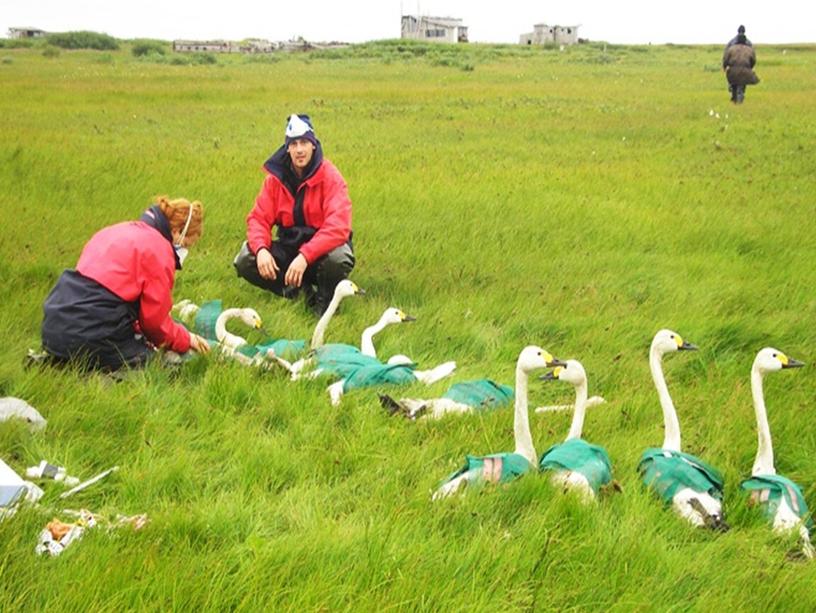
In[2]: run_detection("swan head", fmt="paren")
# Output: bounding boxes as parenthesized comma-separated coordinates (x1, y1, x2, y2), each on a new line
(378, 307, 416, 326)
(333, 279, 365, 300)
(234, 308, 263, 329)
(541, 359, 586, 387)
(753, 347, 804, 375)
(518, 345, 565, 374)
(651, 329, 697, 356)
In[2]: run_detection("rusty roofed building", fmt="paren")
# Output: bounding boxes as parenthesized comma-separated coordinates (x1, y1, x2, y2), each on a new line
(401, 15, 468, 43)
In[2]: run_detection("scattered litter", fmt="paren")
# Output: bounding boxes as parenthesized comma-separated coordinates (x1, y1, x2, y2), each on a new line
(0, 397, 47, 431)
(26, 460, 80, 487)
(35, 510, 97, 556)
(1, 458, 44, 521)
(59, 466, 119, 499)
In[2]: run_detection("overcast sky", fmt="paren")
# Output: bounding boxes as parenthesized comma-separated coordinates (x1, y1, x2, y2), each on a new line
(3, 1, 814, 45)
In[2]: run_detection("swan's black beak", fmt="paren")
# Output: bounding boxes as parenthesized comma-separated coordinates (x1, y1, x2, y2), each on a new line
(679, 341, 698, 351)
(356, 288, 367, 296)
(539, 371, 557, 381)
(783, 357, 805, 369)
(547, 357, 567, 367)
(402, 314, 417, 322)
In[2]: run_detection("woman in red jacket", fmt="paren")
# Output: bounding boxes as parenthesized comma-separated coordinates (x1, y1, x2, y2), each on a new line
(40, 197, 211, 371)
(233, 114, 355, 315)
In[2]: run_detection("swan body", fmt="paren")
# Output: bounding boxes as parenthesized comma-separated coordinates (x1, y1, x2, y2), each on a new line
(740, 348, 813, 558)
(637, 329, 727, 530)
(379, 379, 514, 420)
(433, 346, 563, 499)
(538, 360, 613, 501)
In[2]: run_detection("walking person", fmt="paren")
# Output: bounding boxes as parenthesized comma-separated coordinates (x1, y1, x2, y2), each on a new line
(39, 197, 211, 371)
(723, 27, 759, 104)
(233, 114, 355, 315)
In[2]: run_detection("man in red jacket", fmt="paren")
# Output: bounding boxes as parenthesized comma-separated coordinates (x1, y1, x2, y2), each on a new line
(234, 114, 355, 315)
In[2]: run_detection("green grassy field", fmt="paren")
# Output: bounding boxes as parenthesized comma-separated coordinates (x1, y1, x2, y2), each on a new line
(1, 40, 816, 611)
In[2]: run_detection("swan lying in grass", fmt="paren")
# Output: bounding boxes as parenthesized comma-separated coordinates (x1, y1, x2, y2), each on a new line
(535, 395, 606, 413)
(637, 330, 728, 531)
(273, 305, 416, 380)
(379, 379, 515, 420)
(538, 360, 615, 501)
(432, 346, 563, 500)
(740, 347, 814, 559)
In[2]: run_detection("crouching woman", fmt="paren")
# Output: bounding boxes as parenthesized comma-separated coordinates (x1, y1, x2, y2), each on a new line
(40, 197, 211, 371)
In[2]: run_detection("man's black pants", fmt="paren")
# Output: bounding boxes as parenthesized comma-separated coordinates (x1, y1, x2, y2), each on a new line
(233, 240, 355, 312)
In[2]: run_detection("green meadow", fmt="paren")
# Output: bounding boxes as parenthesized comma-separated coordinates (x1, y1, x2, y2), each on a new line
(1, 40, 816, 610)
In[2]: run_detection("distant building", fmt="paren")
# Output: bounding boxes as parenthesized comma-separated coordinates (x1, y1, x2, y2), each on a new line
(172, 40, 238, 53)
(520, 24, 579, 46)
(8, 27, 47, 39)
(401, 15, 468, 43)
(239, 39, 277, 53)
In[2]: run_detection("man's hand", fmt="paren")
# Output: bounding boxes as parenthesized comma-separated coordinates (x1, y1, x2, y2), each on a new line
(256, 248, 279, 280)
(284, 253, 308, 288)
(189, 333, 211, 354)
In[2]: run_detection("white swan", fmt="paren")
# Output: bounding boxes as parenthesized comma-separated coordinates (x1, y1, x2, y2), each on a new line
(538, 360, 615, 501)
(535, 395, 606, 413)
(637, 329, 728, 530)
(741, 348, 813, 559)
(309, 280, 365, 350)
(265, 280, 365, 376)
(360, 307, 415, 358)
(432, 346, 562, 499)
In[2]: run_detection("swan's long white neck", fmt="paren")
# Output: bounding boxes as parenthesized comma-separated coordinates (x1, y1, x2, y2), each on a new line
(750, 365, 776, 476)
(565, 379, 588, 441)
(216, 309, 247, 347)
(310, 291, 345, 349)
(360, 317, 391, 358)
(513, 363, 537, 465)
(650, 346, 682, 451)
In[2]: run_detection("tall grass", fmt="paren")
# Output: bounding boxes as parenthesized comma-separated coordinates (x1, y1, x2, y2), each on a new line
(1, 42, 815, 610)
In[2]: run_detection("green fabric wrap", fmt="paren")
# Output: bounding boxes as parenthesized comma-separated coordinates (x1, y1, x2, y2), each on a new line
(442, 452, 533, 488)
(341, 363, 417, 392)
(740, 474, 813, 531)
(314, 344, 381, 378)
(442, 379, 514, 410)
(193, 300, 306, 360)
(637, 448, 724, 505)
(539, 438, 613, 494)
(194, 300, 223, 339)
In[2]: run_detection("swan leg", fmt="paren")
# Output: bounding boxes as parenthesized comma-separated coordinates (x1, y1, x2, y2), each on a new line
(432, 473, 470, 500)
(328, 380, 345, 406)
(413, 361, 456, 385)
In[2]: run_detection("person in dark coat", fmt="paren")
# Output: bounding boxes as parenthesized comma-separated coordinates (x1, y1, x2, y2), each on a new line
(722, 32, 758, 104)
(233, 114, 355, 316)
(725, 25, 752, 49)
(40, 197, 211, 371)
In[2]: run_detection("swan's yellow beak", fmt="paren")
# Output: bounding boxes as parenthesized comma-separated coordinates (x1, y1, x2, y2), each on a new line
(540, 366, 563, 381)
(779, 353, 805, 368)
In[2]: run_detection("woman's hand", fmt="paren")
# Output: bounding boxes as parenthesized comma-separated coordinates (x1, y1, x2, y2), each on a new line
(189, 333, 211, 354)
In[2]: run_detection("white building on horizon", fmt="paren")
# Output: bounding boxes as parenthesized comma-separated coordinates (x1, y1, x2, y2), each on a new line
(401, 15, 468, 43)
(520, 24, 580, 46)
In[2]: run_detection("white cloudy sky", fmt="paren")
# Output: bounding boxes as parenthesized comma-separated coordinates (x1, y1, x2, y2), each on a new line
(2, 0, 814, 44)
